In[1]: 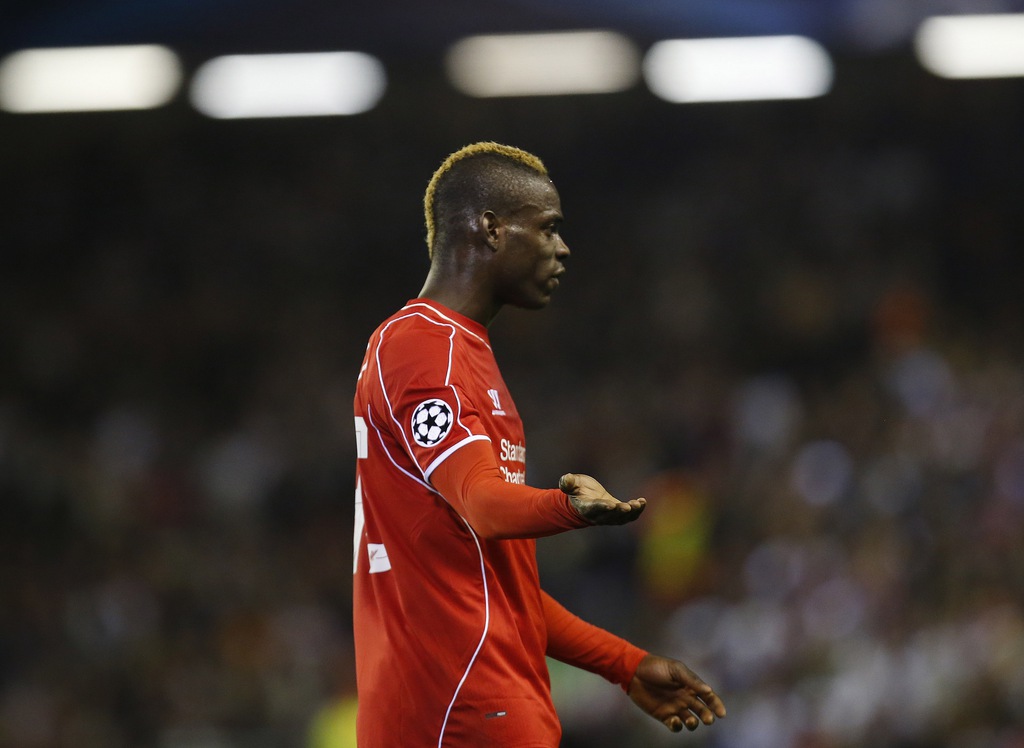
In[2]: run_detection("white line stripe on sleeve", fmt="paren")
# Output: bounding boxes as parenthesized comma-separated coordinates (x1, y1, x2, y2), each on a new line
(424, 434, 491, 480)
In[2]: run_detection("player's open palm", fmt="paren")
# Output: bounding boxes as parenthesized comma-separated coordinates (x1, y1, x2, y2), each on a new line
(559, 473, 646, 525)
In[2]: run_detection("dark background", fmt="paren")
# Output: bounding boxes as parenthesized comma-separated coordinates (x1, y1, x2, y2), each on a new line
(3, 2, 1024, 747)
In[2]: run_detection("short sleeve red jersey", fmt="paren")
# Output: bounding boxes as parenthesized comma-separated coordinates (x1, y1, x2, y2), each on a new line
(352, 299, 562, 747)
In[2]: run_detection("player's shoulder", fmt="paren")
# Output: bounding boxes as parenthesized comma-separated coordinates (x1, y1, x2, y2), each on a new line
(369, 307, 457, 375)
(378, 308, 450, 346)
(366, 308, 458, 392)
(379, 301, 488, 348)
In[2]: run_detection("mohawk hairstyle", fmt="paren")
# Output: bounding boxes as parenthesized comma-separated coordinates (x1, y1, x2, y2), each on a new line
(423, 141, 548, 258)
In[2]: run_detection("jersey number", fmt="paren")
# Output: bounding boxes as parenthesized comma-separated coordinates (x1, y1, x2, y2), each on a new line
(353, 416, 391, 575)
(353, 417, 367, 573)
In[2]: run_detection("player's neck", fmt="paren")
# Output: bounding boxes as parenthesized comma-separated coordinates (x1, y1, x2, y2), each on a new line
(418, 281, 501, 328)
(420, 242, 509, 326)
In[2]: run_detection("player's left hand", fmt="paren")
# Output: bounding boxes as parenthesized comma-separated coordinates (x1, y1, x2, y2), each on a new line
(627, 654, 726, 733)
(558, 473, 646, 525)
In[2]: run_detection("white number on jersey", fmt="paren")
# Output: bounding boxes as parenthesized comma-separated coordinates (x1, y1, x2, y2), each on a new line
(353, 417, 367, 573)
(353, 416, 392, 574)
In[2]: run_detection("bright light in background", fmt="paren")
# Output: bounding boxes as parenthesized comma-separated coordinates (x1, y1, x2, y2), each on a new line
(916, 14, 1024, 79)
(643, 36, 833, 103)
(446, 30, 639, 97)
(190, 52, 386, 118)
(0, 45, 181, 113)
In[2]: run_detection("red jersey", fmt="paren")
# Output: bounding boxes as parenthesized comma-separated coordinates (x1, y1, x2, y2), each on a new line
(352, 299, 563, 747)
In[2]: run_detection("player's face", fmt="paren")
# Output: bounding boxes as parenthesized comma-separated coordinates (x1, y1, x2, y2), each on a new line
(495, 178, 570, 310)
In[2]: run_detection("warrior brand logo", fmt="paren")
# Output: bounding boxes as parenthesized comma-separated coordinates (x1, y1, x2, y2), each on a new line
(411, 398, 453, 447)
(487, 388, 506, 416)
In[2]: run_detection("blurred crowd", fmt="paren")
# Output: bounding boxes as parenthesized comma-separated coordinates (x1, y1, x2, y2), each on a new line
(2, 54, 1023, 748)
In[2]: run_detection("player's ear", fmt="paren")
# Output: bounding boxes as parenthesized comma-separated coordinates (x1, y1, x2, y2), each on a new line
(481, 210, 502, 251)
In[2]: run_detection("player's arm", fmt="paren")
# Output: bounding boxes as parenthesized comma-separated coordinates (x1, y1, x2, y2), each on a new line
(429, 440, 644, 539)
(541, 589, 647, 686)
(542, 591, 726, 733)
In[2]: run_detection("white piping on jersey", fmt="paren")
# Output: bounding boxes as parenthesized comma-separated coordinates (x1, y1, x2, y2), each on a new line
(402, 301, 491, 349)
(438, 516, 489, 748)
(375, 311, 476, 481)
(368, 302, 496, 745)
(366, 405, 433, 491)
(424, 434, 490, 481)
(365, 403, 493, 745)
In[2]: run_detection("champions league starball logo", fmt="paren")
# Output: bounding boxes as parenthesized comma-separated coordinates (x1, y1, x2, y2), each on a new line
(410, 399, 453, 447)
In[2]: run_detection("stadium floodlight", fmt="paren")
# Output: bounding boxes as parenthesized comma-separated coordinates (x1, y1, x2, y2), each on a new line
(190, 52, 386, 118)
(916, 14, 1024, 79)
(446, 30, 639, 97)
(643, 35, 833, 104)
(0, 45, 181, 113)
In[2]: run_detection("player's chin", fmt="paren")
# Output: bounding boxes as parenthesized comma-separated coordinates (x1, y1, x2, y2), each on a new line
(536, 279, 561, 304)
(518, 291, 554, 310)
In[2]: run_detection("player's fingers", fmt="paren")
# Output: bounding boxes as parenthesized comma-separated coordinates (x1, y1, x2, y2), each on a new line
(602, 503, 644, 523)
(696, 703, 719, 725)
(705, 691, 727, 719)
(660, 671, 724, 724)
(671, 668, 726, 720)
(680, 690, 724, 724)
(662, 710, 699, 732)
(558, 473, 577, 493)
(620, 499, 645, 518)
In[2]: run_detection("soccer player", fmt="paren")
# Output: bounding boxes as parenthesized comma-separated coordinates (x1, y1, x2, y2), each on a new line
(352, 142, 725, 747)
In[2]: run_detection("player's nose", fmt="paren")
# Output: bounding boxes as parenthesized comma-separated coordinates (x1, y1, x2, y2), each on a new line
(556, 234, 570, 257)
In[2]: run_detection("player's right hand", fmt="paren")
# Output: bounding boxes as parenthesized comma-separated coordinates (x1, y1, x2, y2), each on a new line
(559, 473, 646, 525)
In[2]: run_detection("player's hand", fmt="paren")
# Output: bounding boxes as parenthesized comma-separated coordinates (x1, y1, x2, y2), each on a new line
(558, 473, 646, 525)
(627, 654, 726, 733)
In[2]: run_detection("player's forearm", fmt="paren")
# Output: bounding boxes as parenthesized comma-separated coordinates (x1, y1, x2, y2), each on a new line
(453, 475, 584, 539)
(542, 591, 648, 688)
(430, 440, 589, 539)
